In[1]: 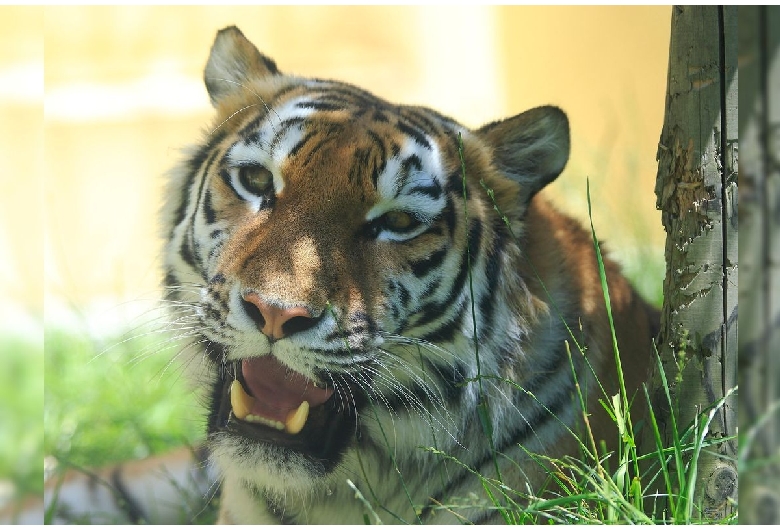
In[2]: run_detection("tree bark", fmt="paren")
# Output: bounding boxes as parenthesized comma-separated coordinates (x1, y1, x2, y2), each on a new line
(652, 5, 737, 521)
(738, 6, 780, 525)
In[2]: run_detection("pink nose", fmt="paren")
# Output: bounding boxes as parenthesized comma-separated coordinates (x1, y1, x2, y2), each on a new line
(242, 292, 314, 340)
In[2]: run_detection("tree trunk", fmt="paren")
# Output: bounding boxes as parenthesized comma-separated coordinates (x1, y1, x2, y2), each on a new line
(739, 6, 780, 525)
(652, 5, 737, 521)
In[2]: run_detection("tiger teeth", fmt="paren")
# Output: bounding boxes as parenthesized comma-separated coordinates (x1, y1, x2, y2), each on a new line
(284, 401, 309, 435)
(245, 415, 284, 430)
(230, 380, 309, 434)
(230, 380, 254, 421)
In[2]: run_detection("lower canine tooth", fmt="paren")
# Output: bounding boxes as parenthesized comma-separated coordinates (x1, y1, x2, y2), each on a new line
(230, 380, 255, 421)
(285, 401, 310, 435)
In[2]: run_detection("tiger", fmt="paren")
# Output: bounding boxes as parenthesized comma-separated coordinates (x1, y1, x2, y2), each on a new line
(161, 25, 658, 524)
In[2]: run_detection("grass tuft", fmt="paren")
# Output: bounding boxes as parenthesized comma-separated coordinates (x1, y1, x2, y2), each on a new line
(1, 335, 44, 503)
(44, 328, 204, 472)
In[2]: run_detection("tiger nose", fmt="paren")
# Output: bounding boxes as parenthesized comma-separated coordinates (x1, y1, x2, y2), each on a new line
(241, 292, 316, 341)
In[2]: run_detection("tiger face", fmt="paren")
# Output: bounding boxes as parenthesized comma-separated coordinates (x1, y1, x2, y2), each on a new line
(162, 26, 655, 524)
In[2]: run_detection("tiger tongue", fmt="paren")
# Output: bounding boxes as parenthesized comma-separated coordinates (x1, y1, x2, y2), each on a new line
(240, 356, 333, 426)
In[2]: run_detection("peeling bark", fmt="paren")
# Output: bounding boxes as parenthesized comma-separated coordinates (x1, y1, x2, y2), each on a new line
(652, 6, 737, 520)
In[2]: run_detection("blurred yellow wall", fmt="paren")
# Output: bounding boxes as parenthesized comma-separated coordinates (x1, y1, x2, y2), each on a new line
(0, 7, 43, 336)
(3, 6, 671, 335)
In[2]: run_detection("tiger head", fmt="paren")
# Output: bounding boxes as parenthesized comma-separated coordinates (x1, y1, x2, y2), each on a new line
(162, 26, 570, 500)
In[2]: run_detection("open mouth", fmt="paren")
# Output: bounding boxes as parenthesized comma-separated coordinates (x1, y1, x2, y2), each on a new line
(211, 354, 358, 462)
(231, 356, 335, 434)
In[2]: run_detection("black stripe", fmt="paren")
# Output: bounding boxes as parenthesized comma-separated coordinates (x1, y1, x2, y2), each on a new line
(163, 270, 179, 295)
(398, 283, 411, 310)
(372, 109, 389, 122)
(445, 168, 465, 195)
(393, 154, 421, 197)
(355, 437, 400, 483)
(409, 247, 448, 278)
(203, 189, 216, 224)
(208, 240, 226, 262)
(269, 82, 301, 103)
(401, 110, 443, 139)
(260, 55, 280, 75)
(287, 129, 318, 159)
(387, 282, 402, 322)
(418, 302, 465, 343)
(398, 120, 431, 149)
(301, 135, 336, 169)
(425, 224, 444, 238)
(239, 116, 265, 140)
(269, 117, 306, 155)
(348, 147, 373, 183)
(517, 338, 577, 398)
(322, 313, 377, 342)
(179, 235, 197, 269)
(172, 143, 223, 229)
(502, 383, 574, 449)
(189, 162, 213, 269)
(401, 153, 422, 175)
(219, 167, 232, 190)
(442, 195, 458, 236)
(296, 100, 344, 112)
(413, 290, 458, 330)
(477, 234, 505, 339)
(466, 219, 483, 267)
(411, 217, 481, 334)
(237, 81, 303, 138)
(308, 85, 387, 110)
(203, 301, 224, 323)
(408, 183, 442, 201)
(206, 361, 229, 432)
(418, 275, 442, 301)
(366, 129, 387, 188)
(243, 128, 272, 148)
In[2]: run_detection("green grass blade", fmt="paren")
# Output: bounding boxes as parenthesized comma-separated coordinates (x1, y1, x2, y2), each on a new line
(642, 382, 677, 519)
(457, 133, 510, 523)
(585, 180, 635, 450)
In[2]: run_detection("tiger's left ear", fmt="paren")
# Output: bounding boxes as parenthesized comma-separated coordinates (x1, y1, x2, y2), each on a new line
(477, 106, 570, 207)
(204, 26, 281, 107)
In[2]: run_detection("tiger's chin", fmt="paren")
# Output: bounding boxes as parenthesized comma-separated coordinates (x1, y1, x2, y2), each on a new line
(207, 359, 358, 493)
(209, 436, 333, 495)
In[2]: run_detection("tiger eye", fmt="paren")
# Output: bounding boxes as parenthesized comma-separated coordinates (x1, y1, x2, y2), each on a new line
(384, 211, 415, 231)
(238, 165, 274, 196)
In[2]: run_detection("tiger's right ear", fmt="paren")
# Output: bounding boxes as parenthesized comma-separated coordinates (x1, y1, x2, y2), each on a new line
(204, 26, 281, 107)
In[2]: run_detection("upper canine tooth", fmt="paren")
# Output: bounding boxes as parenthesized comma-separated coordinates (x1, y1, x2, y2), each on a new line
(230, 380, 255, 421)
(285, 401, 310, 435)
